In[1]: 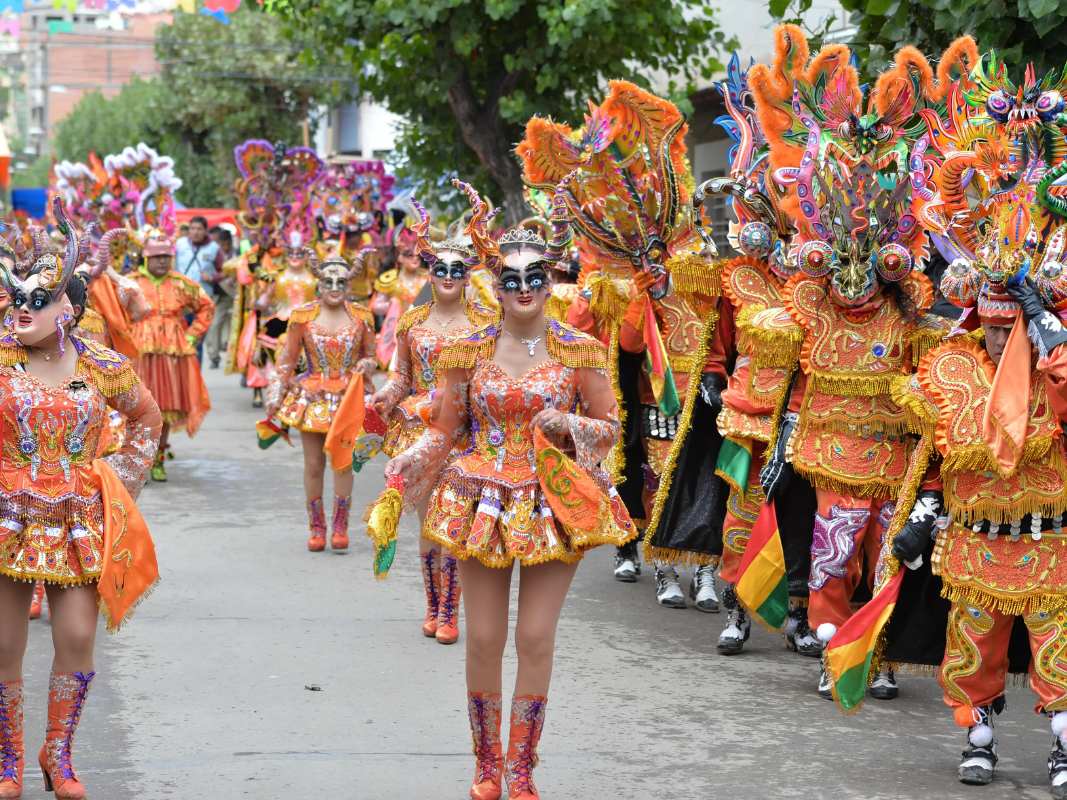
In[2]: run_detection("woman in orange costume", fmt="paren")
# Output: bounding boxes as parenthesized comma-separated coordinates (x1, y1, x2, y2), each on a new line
(130, 232, 214, 482)
(370, 188, 495, 644)
(266, 256, 376, 552)
(386, 182, 635, 800)
(372, 227, 429, 367)
(0, 200, 160, 799)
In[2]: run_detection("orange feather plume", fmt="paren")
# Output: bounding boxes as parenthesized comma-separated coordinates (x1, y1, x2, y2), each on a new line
(874, 36, 979, 114)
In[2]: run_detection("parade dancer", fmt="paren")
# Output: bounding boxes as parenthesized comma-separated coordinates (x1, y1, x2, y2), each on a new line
(370, 188, 495, 643)
(748, 25, 950, 698)
(384, 180, 636, 799)
(130, 231, 214, 482)
(0, 200, 160, 799)
(372, 227, 429, 367)
(520, 81, 730, 609)
(266, 256, 376, 552)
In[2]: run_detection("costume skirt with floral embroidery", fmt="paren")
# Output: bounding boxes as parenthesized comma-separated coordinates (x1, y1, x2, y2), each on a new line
(0, 490, 105, 584)
(422, 468, 636, 568)
(275, 375, 349, 434)
(383, 394, 431, 458)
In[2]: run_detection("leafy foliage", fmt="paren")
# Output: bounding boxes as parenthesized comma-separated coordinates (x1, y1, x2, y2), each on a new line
(153, 6, 346, 205)
(265, 0, 736, 221)
(777, 0, 1067, 79)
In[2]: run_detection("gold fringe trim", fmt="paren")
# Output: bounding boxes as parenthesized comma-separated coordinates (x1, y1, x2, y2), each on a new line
(890, 374, 937, 437)
(605, 327, 627, 486)
(436, 326, 498, 370)
(665, 252, 724, 297)
(587, 274, 631, 327)
(809, 370, 898, 398)
(78, 308, 107, 335)
(288, 302, 320, 325)
(940, 584, 1067, 617)
(0, 342, 26, 367)
(73, 339, 139, 397)
(793, 466, 899, 500)
(640, 306, 719, 563)
(941, 437, 1055, 476)
(643, 545, 721, 568)
(546, 322, 608, 369)
(908, 322, 949, 366)
(347, 302, 376, 328)
(738, 306, 803, 369)
(396, 303, 431, 337)
(100, 574, 160, 634)
(947, 491, 1067, 527)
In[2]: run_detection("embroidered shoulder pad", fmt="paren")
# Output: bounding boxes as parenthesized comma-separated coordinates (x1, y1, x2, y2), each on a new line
(546, 319, 608, 369)
(73, 336, 139, 397)
(738, 305, 802, 369)
(396, 303, 431, 336)
(347, 302, 375, 327)
(288, 301, 321, 325)
(436, 324, 499, 370)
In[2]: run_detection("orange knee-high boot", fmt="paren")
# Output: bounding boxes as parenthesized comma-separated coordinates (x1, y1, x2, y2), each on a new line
(467, 692, 503, 800)
(38, 671, 93, 800)
(28, 584, 43, 621)
(306, 498, 326, 552)
(0, 681, 24, 799)
(331, 495, 350, 551)
(505, 695, 546, 800)
(436, 554, 461, 645)
(421, 550, 440, 638)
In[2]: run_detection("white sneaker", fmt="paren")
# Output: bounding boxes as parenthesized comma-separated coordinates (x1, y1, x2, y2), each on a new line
(689, 565, 719, 612)
(817, 668, 833, 700)
(717, 605, 750, 654)
(869, 669, 899, 700)
(1049, 740, 1067, 798)
(613, 555, 639, 582)
(654, 567, 686, 608)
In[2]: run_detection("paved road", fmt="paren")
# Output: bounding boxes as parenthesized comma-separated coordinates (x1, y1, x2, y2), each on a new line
(19, 367, 1056, 799)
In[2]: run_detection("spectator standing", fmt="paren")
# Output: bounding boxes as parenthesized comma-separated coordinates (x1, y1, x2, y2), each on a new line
(204, 225, 237, 369)
(175, 215, 224, 364)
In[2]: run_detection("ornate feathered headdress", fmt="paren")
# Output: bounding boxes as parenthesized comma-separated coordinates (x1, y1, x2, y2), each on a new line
(234, 139, 323, 251)
(518, 81, 693, 276)
(0, 198, 81, 300)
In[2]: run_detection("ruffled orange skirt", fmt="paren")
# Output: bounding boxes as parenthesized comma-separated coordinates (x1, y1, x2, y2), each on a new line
(422, 469, 636, 568)
(137, 353, 211, 436)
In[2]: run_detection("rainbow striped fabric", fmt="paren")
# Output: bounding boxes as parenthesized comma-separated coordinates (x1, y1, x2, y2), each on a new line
(643, 298, 680, 417)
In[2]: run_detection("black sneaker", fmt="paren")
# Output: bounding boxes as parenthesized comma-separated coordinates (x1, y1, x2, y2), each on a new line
(785, 604, 822, 657)
(654, 568, 686, 608)
(613, 553, 639, 582)
(959, 704, 998, 785)
(868, 669, 899, 700)
(817, 667, 833, 700)
(1049, 739, 1067, 799)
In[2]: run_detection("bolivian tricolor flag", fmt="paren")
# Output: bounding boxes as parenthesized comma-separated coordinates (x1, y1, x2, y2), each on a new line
(715, 437, 752, 496)
(733, 501, 788, 629)
(643, 297, 680, 417)
(826, 569, 905, 712)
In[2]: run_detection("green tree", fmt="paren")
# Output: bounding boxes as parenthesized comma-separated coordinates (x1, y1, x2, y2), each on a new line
(51, 78, 162, 162)
(265, 0, 736, 222)
(776, 0, 1067, 79)
(153, 5, 348, 206)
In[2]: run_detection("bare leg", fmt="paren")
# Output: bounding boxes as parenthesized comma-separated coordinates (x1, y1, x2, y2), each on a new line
(514, 560, 579, 696)
(300, 431, 327, 503)
(457, 560, 512, 693)
(157, 422, 171, 456)
(46, 584, 98, 673)
(0, 578, 32, 680)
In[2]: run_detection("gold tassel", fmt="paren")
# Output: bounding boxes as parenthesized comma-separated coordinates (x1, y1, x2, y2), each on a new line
(809, 370, 898, 398)
(605, 328, 627, 486)
(395, 303, 431, 337)
(665, 252, 724, 297)
(0, 341, 26, 367)
(546, 322, 609, 369)
(640, 307, 719, 563)
(587, 274, 630, 326)
(436, 326, 498, 370)
(288, 302, 321, 325)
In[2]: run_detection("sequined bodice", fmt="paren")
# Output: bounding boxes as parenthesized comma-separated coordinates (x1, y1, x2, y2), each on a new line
(464, 360, 578, 480)
(272, 270, 318, 319)
(0, 369, 107, 487)
(410, 324, 463, 393)
(303, 322, 363, 380)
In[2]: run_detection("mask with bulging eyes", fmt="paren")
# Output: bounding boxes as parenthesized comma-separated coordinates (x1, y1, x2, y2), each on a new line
(498, 262, 549, 294)
(12, 286, 53, 311)
(430, 258, 468, 281)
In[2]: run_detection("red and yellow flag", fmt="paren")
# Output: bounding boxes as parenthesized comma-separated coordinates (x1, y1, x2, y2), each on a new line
(642, 297, 680, 417)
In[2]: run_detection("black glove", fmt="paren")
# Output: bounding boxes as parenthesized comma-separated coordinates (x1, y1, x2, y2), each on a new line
(699, 373, 726, 412)
(892, 489, 943, 568)
(1006, 276, 1067, 359)
(759, 412, 797, 500)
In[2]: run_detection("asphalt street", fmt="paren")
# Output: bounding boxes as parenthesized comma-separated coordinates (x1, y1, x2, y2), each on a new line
(18, 366, 1057, 799)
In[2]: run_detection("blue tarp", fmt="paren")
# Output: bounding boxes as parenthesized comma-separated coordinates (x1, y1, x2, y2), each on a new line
(12, 188, 47, 219)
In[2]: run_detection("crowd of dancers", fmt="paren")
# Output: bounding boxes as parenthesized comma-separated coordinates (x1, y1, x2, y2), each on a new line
(0, 21, 1066, 800)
